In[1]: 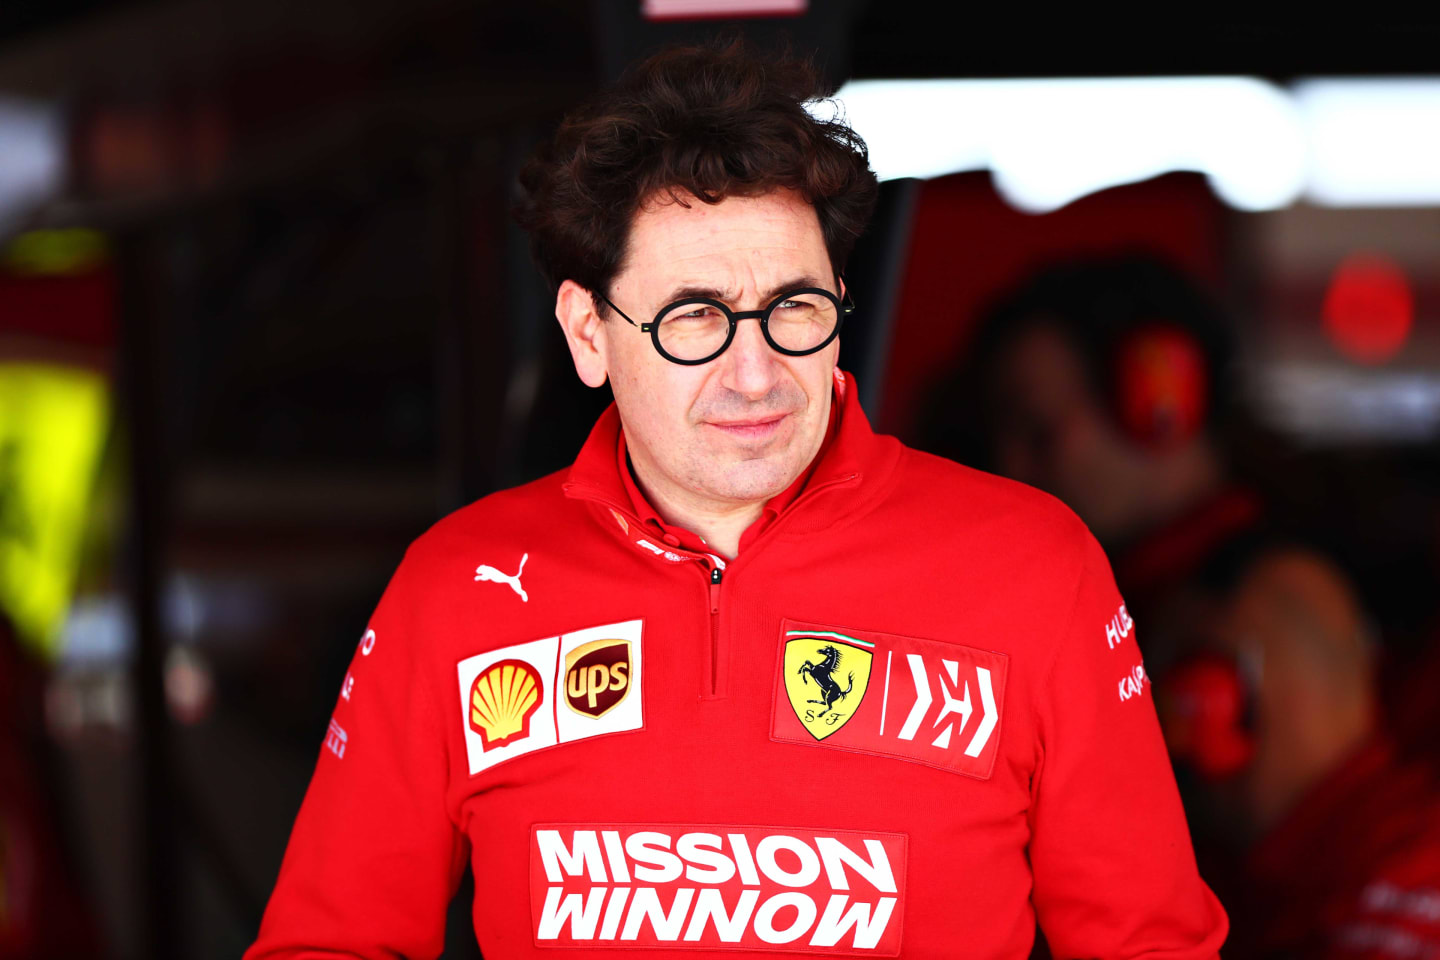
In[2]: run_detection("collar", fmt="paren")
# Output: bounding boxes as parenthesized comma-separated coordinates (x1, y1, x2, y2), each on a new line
(563, 368, 900, 562)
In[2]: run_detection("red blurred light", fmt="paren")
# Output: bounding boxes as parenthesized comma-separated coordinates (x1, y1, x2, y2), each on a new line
(1156, 655, 1254, 781)
(1114, 325, 1209, 450)
(1322, 253, 1414, 365)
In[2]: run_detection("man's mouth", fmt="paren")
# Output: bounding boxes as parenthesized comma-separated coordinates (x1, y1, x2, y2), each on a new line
(704, 413, 789, 442)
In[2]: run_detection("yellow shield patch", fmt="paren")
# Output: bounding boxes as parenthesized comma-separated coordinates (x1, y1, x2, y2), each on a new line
(782, 631, 873, 741)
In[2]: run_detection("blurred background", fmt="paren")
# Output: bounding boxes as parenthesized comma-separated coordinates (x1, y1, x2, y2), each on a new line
(3, 2, 1440, 958)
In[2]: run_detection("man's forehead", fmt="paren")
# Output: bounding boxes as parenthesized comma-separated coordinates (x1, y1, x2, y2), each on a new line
(635, 183, 810, 218)
(621, 187, 828, 296)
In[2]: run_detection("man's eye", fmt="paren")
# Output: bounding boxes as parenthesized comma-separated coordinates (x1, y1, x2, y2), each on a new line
(671, 308, 721, 322)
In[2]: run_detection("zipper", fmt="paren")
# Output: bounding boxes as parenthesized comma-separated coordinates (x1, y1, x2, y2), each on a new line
(697, 471, 855, 698)
(709, 565, 723, 696)
(563, 486, 729, 696)
(565, 475, 860, 699)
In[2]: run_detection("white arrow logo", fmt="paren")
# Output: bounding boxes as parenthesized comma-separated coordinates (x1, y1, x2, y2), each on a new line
(896, 654, 932, 741)
(930, 659, 972, 749)
(964, 667, 998, 757)
(894, 656, 998, 757)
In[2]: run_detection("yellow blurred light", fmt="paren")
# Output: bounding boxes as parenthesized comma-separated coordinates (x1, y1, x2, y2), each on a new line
(1, 229, 110, 276)
(0, 363, 110, 658)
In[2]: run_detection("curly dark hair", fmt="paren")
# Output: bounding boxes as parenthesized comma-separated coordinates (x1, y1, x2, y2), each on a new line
(512, 37, 878, 311)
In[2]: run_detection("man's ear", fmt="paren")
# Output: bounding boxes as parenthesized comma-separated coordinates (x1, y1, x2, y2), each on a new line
(555, 279, 609, 388)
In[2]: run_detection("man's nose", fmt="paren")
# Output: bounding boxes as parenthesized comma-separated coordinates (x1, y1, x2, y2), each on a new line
(718, 314, 783, 399)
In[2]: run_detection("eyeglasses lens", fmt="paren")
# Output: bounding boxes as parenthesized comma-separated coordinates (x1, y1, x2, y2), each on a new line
(654, 293, 839, 362)
(655, 301, 732, 362)
(766, 293, 839, 353)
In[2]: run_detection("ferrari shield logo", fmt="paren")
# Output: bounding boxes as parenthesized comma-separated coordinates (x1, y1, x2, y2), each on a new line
(782, 630, 873, 740)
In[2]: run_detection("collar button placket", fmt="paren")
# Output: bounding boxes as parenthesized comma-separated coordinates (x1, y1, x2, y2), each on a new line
(703, 560, 726, 700)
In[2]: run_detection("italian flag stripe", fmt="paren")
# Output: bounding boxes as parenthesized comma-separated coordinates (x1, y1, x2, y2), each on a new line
(786, 629, 874, 649)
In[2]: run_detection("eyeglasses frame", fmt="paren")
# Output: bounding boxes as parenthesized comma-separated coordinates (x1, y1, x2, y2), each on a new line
(595, 277, 856, 366)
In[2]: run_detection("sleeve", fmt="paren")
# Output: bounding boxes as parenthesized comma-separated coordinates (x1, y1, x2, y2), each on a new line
(244, 551, 468, 960)
(1029, 530, 1229, 960)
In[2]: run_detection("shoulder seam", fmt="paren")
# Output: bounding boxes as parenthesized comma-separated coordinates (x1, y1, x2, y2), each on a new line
(1037, 520, 1092, 715)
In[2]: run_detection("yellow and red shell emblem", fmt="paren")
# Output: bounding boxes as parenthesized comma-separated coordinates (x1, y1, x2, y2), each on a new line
(468, 659, 543, 750)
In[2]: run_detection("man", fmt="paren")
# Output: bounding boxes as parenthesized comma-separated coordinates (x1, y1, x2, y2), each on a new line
(246, 40, 1226, 959)
(920, 257, 1262, 680)
(1170, 543, 1440, 959)
(920, 259, 1264, 920)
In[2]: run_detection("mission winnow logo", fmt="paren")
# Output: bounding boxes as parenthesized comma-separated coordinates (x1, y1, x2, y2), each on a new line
(530, 823, 907, 954)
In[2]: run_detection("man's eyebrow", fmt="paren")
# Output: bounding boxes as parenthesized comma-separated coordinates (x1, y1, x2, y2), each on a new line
(658, 275, 829, 307)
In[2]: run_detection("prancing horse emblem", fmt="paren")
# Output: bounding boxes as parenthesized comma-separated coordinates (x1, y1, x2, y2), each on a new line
(798, 645, 853, 715)
(782, 632, 873, 741)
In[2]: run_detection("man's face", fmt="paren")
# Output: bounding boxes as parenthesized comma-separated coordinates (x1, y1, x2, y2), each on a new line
(586, 188, 840, 512)
(988, 322, 1149, 540)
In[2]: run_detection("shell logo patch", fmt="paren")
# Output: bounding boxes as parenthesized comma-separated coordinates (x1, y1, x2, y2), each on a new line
(469, 659, 543, 750)
(782, 631, 874, 740)
(457, 620, 644, 776)
(771, 619, 1009, 780)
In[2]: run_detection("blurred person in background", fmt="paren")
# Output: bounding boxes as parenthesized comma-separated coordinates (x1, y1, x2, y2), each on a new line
(921, 255, 1261, 677)
(245, 39, 1225, 960)
(1162, 538, 1440, 959)
(918, 257, 1267, 935)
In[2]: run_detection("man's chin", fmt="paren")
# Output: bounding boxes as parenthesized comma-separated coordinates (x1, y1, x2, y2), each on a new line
(704, 458, 801, 504)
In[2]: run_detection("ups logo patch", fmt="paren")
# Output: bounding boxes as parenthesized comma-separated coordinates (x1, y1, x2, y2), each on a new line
(564, 639, 631, 718)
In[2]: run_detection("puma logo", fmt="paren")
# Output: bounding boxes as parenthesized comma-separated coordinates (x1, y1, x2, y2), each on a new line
(474, 553, 529, 603)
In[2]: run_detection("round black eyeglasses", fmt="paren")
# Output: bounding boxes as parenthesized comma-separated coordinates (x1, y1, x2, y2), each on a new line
(596, 280, 855, 366)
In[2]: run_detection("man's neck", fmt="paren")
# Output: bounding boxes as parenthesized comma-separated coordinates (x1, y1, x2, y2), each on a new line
(620, 386, 839, 559)
(628, 463, 764, 560)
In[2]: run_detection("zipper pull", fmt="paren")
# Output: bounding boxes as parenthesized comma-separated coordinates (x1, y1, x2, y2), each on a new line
(709, 566, 722, 614)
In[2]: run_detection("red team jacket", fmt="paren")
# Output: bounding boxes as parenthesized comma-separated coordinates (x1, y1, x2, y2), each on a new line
(245, 372, 1227, 959)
